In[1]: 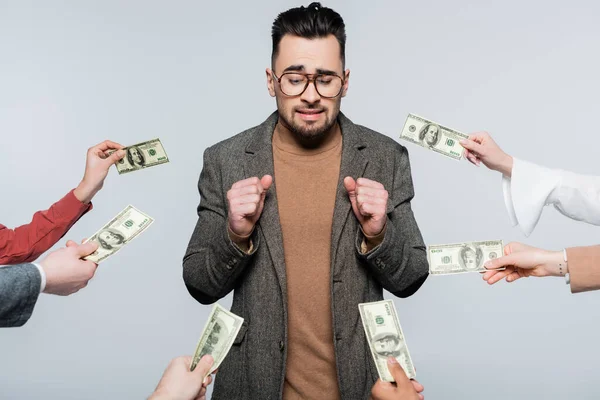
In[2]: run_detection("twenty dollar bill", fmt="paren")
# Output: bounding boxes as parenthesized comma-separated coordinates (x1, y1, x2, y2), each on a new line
(83, 205, 154, 263)
(400, 114, 469, 160)
(113, 138, 169, 174)
(190, 303, 244, 374)
(359, 300, 416, 381)
(428, 240, 505, 275)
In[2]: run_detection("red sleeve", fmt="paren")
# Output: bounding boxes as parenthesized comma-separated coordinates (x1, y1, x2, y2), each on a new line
(0, 189, 92, 265)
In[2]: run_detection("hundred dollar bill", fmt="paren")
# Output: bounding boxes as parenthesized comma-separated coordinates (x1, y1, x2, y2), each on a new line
(359, 300, 416, 382)
(427, 240, 505, 275)
(190, 303, 244, 374)
(400, 113, 469, 160)
(83, 205, 154, 263)
(113, 138, 169, 174)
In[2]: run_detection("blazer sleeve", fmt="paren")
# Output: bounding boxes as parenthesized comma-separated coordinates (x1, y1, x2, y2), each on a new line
(0, 263, 42, 327)
(355, 145, 429, 297)
(567, 245, 600, 294)
(182, 147, 260, 305)
(502, 158, 600, 236)
(0, 190, 92, 265)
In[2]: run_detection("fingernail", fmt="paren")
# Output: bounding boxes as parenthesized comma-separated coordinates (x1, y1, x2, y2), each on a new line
(459, 139, 467, 144)
(388, 357, 398, 365)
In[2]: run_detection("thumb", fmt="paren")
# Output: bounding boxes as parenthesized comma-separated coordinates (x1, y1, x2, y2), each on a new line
(386, 357, 412, 387)
(343, 176, 361, 218)
(484, 253, 519, 270)
(75, 241, 99, 258)
(192, 354, 214, 377)
(107, 149, 126, 165)
(260, 175, 273, 192)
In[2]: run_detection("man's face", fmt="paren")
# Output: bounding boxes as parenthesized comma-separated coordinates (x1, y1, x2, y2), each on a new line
(267, 34, 349, 141)
(99, 230, 121, 246)
(130, 148, 142, 164)
(464, 249, 477, 269)
(425, 126, 438, 144)
(374, 335, 399, 354)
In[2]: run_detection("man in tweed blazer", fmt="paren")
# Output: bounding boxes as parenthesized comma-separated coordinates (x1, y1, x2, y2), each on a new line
(183, 3, 429, 399)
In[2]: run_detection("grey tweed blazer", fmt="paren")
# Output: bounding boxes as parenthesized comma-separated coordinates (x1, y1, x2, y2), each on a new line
(0, 263, 41, 327)
(183, 111, 429, 400)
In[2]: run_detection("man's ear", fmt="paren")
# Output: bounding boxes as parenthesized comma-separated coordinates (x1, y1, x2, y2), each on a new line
(266, 68, 276, 97)
(341, 69, 350, 98)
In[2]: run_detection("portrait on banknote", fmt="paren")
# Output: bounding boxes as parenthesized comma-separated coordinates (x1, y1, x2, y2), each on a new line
(418, 123, 441, 147)
(200, 316, 229, 357)
(458, 244, 484, 271)
(93, 228, 126, 251)
(372, 332, 405, 358)
(127, 146, 146, 168)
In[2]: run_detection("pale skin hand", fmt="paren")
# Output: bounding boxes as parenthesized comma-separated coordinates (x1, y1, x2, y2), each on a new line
(73, 140, 126, 204)
(40, 241, 99, 296)
(370, 357, 424, 400)
(459, 132, 514, 177)
(149, 355, 214, 400)
(482, 242, 566, 285)
(344, 177, 388, 237)
(227, 175, 273, 238)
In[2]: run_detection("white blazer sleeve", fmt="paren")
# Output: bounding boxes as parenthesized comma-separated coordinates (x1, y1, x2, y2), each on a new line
(502, 158, 600, 236)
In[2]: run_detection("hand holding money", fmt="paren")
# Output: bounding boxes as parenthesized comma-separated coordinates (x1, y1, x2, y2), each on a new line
(482, 242, 567, 285)
(40, 241, 99, 296)
(344, 177, 388, 237)
(74, 140, 125, 204)
(459, 131, 513, 176)
(149, 355, 214, 400)
(227, 176, 273, 237)
(370, 358, 423, 400)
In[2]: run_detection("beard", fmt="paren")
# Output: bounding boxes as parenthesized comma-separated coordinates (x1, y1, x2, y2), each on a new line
(276, 99, 341, 145)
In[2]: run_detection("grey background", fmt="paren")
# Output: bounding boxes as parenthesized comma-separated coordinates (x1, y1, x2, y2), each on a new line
(1, 0, 599, 399)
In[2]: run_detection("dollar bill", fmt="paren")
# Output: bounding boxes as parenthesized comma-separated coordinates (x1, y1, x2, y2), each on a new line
(359, 300, 416, 382)
(427, 240, 505, 275)
(400, 113, 469, 160)
(113, 138, 169, 174)
(83, 205, 154, 263)
(190, 303, 244, 375)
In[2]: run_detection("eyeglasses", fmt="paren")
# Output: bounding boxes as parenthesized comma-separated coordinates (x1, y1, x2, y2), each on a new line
(273, 71, 345, 98)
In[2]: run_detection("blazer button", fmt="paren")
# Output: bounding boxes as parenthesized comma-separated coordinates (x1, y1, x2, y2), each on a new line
(279, 341, 285, 351)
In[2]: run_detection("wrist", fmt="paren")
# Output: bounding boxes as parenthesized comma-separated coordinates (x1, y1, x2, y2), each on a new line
(544, 250, 567, 277)
(74, 180, 99, 204)
(498, 154, 514, 177)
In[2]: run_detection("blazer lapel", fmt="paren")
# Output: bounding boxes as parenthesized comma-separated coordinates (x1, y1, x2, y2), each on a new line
(330, 113, 369, 262)
(243, 112, 288, 302)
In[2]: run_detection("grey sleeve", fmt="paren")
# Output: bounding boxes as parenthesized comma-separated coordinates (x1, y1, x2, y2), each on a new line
(0, 263, 41, 327)
(182, 147, 259, 305)
(356, 145, 429, 297)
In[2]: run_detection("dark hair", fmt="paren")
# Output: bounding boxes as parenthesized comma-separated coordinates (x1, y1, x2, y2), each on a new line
(271, 2, 346, 68)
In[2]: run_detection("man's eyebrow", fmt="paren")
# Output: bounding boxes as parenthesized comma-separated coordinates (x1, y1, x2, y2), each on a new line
(283, 65, 305, 73)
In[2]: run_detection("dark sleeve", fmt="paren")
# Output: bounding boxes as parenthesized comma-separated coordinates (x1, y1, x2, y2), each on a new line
(0, 263, 42, 327)
(182, 147, 260, 304)
(355, 145, 429, 297)
(0, 190, 92, 265)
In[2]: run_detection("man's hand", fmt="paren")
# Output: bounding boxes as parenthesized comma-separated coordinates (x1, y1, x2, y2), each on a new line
(227, 175, 273, 237)
(371, 357, 423, 400)
(482, 242, 565, 285)
(40, 241, 99, 296)
(344, 177, 388, 237)
(459, 132, 513, 177)
(149, 355, 214, 400)
(74, 140, 126, 204)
